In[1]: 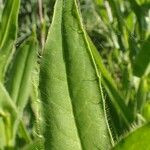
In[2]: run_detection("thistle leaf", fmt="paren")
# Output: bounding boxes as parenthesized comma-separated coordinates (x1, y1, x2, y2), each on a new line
(39, 0, 112, 149)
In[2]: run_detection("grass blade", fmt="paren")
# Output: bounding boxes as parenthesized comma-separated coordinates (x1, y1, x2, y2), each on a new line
(0, 0, 20, 81)
(133, 36, 150, 77)
(136, 77, 148, 113)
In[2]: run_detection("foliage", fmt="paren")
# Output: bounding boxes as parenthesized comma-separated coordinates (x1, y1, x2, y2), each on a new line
(0, 0, 149, 149)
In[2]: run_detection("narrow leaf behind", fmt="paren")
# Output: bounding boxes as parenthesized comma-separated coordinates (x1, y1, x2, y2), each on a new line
(6, 34, 37, 115)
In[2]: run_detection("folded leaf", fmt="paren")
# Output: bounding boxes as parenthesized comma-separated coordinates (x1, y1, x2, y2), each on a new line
(6, 34, 37, 115)
(39, 0, 112, 149)
(4, 34, 37, 146)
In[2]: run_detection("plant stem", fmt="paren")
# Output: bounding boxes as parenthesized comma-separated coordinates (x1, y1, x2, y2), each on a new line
(38, 0, 45, 50)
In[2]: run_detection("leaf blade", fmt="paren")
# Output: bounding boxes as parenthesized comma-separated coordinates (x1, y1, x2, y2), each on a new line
(113, 123, 150, 150)
(133, 36, 150, 77)
(39, 0, 112, 149)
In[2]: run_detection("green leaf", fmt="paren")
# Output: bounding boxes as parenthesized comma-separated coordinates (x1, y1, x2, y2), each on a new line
(133, 36, 150, 77)
(113, 123, 150, 150)
(4, 34, 37, 148)
(88, 36, 132, 125)
(6, 33, 37, 115)
(39, 0, 112, 149)
(30, 65, 44, 140)
(142, 101, 150, 121)
(17, 121, 32, 144)
(0, 83, 19, 147)
(0, 0, 20, 81)
(136, 77, 147, 113)
(0, 118, 6, 149)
